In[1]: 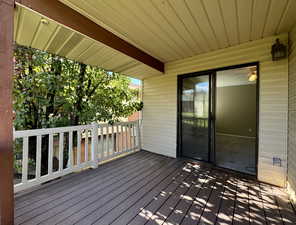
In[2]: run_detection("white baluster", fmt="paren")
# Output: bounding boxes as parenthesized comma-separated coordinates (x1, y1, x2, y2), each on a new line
(36, 135, 42, 178)
(48, 134, 54, 175)
(100, 125, 104, 159)
(111, 125, 115, 157)
(120, 125, 123, 153)
(130, 123, 133, 151)
(58, 133, 64, 172)
(133, 123, 137, 150)
(22, 137, 29, 184)
(77, 129, 81, 165)
(85, 129, 89, 162)
(137, 120, 142, 150)
(125, 125, 128, 152)
(106, 124, 109, 159)
(67, 131, 73, 169)
(116, 124, 119, 152)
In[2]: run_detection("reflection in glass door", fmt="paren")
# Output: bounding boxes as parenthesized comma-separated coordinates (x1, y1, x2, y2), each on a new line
(179, 64, 258, 176)
(215, 66, 257, 175)
(180, 75, 210, 161)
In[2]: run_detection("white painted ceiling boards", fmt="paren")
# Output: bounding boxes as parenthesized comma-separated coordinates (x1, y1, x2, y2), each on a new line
(15, 0, 296, 79)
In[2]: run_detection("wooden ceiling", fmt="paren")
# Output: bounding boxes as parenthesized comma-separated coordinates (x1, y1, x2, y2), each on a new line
(14, 0, 296, 79)
(59, 0, 296, 61)
(14, 6, 162, 80)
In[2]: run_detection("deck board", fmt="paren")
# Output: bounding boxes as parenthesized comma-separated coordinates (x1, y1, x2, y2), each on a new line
(144, 170, 197, 225)
(15, 151, 152, 209)
(260, 182, 284, 225)
(233, 178, 250, 225)
(273, 187, 296, 224)
(110, 161, 200, 225)
(92, 162, 187, 225)
(20, 153, 171, 225)
(180, 170, 220, 225)
(15, 151, 156, 218)
(163, 168, 210, 225)
(11, 151, 296, 225)
(215, 176, 238, 224)
(74, 159, 181, 225)
(198, 171, 229, 225)
(127, 166, 192, 225)
(248, 180, 267, 225)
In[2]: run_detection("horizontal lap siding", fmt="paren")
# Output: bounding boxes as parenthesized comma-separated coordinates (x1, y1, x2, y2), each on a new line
(288, 25, 296, 201)
(142, 76, 177, 158)
(143, 34, 288, 186)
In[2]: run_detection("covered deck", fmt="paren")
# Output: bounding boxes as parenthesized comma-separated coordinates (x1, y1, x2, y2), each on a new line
(12, 151, 296, 225)
(1, 0, 296, 224)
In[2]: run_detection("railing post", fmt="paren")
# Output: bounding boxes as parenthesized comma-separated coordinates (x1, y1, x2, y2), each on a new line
(0, 0, 15, 224)
(91, 122, 99, 168)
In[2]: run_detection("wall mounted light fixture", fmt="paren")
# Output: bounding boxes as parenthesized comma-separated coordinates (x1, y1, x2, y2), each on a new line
(271, 38, 287, 61)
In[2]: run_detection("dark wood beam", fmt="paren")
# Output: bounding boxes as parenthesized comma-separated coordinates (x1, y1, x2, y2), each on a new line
(15, 0, 165, 73)
(0, 0, 15, 225)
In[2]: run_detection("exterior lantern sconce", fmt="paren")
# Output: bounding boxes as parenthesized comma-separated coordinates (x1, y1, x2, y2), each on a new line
(271, 38, 287, 61)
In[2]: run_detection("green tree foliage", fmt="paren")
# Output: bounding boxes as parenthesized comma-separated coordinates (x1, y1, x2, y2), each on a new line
(13, 44, 143, 175)
(14, 44, 143, 130)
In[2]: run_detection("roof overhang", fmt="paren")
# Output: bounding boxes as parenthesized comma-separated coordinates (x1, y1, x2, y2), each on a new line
(15, 0, 165, 79)
(14, 0, 296, 80)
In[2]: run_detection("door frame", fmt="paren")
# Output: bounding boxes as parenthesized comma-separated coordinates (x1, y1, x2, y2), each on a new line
(177, 62, 260, 176)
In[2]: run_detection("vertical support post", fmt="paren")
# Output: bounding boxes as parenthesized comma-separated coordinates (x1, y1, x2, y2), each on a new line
(0, 0, 14, 224)
(91, 122, 99, 168)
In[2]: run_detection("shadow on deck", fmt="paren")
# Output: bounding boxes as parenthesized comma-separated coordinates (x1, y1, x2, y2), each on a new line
(13, 151, 296, 225)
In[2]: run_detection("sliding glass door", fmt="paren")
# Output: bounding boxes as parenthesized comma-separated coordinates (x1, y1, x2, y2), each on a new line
(179, 64, 258, 175)
(215, 66, 257, 175)
(180, 75, 210, 161)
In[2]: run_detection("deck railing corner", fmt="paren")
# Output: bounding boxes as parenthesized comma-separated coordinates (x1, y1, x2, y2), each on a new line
(13, 120, 141, 192)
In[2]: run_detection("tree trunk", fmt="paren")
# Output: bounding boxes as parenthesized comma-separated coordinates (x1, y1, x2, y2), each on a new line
(73, 63, 87, 125)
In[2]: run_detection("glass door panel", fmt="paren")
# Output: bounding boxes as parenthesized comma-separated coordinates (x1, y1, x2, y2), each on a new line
(181, 75, 210, 161)
(215, 66, 257, 175)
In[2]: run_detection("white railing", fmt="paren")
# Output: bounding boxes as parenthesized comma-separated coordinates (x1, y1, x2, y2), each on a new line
(13, 120, 141, 193)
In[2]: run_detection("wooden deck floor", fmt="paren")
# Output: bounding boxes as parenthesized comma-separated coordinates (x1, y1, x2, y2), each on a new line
(13, 151, 296, 225)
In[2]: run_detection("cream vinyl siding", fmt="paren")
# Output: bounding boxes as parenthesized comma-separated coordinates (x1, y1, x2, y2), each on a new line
(288, 25, 296, 200)
(142, 34, 288, 187)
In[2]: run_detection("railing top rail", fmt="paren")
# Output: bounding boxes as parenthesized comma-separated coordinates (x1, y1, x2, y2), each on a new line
(14, 120, 139, 138)
(14, 124, 93, 138)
